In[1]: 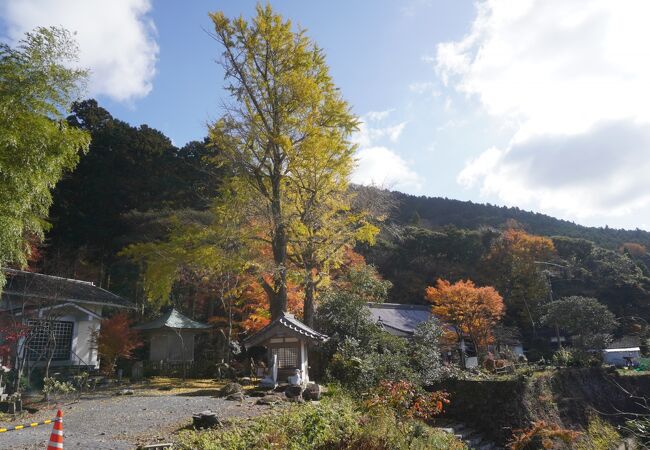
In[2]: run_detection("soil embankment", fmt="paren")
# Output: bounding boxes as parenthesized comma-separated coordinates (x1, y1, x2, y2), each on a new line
(432, 368, 650, 445)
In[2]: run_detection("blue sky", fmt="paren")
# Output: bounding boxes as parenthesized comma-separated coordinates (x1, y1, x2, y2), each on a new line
(4, 1, 650, 230)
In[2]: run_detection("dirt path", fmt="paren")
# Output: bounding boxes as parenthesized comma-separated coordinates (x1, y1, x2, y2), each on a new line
(0, 392, 263, 449)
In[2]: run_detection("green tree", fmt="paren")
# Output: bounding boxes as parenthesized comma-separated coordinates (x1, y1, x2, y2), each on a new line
(287, 137, 379, 326)
(0, 27, 90, 286)
(485, 228, 557, 332)
(541, 296, 618, 349)
(122, 190, 255, 358)
(315, 264, 391, 349)
(208, 4, 359, 320)
(45, 100, 221, 290)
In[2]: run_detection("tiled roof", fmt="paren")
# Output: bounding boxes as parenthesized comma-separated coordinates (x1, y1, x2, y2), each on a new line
(607, 335, 641, 349)
(244, 312, 328, 347)
(1, 268, 134, 309)
(367, 302, 431, 336)
(134, 308, 211, 330)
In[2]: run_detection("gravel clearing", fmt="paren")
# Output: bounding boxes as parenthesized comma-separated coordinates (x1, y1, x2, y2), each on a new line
(0, 392, 265, 449)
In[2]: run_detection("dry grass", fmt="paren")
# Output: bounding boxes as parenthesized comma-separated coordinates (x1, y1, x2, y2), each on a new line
(132, 377, 258, 396)
(133, 377, 226, 396)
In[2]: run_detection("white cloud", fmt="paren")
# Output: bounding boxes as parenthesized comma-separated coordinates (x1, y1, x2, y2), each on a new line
(352, 146, 423, 192)
(1, 0, 159, 102)
(365, 109, 394, 121)
(458, 121, 650, 218)
(409, 81, 441, 98)
(352, 117, 407, 148)
(351, 112, 422, 192)
(438, 0, 650, 222)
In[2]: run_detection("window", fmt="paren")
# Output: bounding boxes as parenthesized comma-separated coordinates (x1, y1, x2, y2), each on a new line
(271, 347, 298, 368)
(26, 320, 74, 361)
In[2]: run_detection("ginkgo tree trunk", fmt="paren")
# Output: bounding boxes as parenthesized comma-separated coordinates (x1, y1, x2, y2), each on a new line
(209, 4, 360, 320)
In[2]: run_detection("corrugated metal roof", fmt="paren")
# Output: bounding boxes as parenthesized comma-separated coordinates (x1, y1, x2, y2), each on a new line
(244, 312, 328, 348)
(1, 268, 134, 309)
(366, 302, 431, 336)
(134, 308, 211, 330)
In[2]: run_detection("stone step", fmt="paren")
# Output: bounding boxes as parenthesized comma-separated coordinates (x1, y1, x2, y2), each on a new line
(434, 421, 503, 450)
(464, 432, 485, 447)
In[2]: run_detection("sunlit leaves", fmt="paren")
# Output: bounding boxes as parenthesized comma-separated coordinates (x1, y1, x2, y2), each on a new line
(0, 27, 90, 286)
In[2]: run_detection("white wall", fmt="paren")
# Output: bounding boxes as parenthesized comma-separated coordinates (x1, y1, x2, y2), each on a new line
(603, 349, 641, 367)
(17, 303, 103, 368)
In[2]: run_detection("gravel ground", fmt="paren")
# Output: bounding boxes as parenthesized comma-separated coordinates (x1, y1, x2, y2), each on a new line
(0, 391, 264, 449)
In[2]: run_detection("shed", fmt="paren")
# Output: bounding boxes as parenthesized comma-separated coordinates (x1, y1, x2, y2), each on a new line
(243, 312, 328, 384)
(134, 309, 210, 363)
(603, 336, 641, 367)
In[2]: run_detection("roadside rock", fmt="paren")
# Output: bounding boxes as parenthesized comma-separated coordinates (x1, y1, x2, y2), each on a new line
(302, 383, 322, 401)
(219, 382, 243, 397)
(284, 385, 304, 399)
(256, 394, 284, 405)
(192, 410, 221, 429)
(226, 392, 245, 402)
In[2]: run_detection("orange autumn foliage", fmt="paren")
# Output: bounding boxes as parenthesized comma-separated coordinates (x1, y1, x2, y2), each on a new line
(620, 242, 647, 257)
(239, 274, 304, 333)
(93, 313, 142, 375)
(425, 279, 505, 359)
(489, 228, 556, 262)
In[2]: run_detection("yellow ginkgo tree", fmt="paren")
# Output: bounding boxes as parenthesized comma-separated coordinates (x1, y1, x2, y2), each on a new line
(208, 4, 375, 322)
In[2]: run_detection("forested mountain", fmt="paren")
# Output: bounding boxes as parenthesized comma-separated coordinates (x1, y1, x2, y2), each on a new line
(357, 189, 650, 345)
(38, 100, 226, 301)
(34, 100, 650, 338)
(390, 191, 650, 250)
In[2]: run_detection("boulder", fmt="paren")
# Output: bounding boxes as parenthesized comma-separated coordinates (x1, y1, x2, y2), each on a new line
(226, 392, 245, 402)
(284, 385, 304, 399)
(302, 383, 322, 401)
(256, 394, 284, 405)
(192, 410, 221, 429)
(219, 382, 243, 397)
(258, 377, 277, 390)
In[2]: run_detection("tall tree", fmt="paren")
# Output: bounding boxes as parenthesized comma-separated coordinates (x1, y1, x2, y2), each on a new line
(287, 139, 379, 326)
(209, 4, 358, 319)
(425, 278, 505, 362)
(541, 296, 617, 349)
(485, 227, 556, 332)
(44, 99, 220, 294)
(0, 27, 90, 286)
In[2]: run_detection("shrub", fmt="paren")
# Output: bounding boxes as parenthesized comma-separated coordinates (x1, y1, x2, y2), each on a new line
(176, 393, 465, 450)
(43, 377, 76, 402)
(178, 396, 360, 450)
(575, 415, 621, 450)
(365, 380, 449, 421)
(551, 348, 600, 368)
(638, 357, 650, 371)
(92, 313, 142, 375)
(327, 336, 418, 392)
(317, 265, 447, 391)
(551, 348, 573, 367)
(509, 421, 581, 450)
(410, 319, 445, 385)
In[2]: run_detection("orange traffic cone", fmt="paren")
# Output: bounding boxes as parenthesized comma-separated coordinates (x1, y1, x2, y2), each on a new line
(46, 409, 63, 450)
